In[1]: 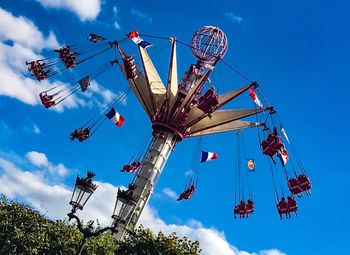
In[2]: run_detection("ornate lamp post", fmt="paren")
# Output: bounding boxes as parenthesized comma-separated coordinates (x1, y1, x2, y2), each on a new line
(112, 185, 137, 227)
(67, 172, 137, 255)
(69, 171, 97, 213)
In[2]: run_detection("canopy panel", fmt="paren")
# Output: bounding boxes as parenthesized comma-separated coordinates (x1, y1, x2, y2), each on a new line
(166, 39, 179, 113)
(187, 120, 262, 137)
(187, 108, 264, 134)
(139, 47, 166, 113)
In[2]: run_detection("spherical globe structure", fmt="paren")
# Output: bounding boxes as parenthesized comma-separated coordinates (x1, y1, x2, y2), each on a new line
(190, 26, 228, 64)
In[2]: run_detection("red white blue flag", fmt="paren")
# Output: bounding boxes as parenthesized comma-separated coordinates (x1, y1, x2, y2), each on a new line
(127, 30, 152, 49)
(277, 148, 289, 167)
(200, 151, 218, 163)
(249, 88, 263, 108)
(280, 127, 290, 144)
(105, 108, 125, 127)
(78, 75, 90, 92)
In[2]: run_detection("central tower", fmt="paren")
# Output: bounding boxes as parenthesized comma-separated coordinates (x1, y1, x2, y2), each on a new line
(112, 26, 265, 238)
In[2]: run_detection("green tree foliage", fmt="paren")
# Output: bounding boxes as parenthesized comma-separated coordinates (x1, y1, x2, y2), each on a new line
(116, 226, 201, 255)
(0, 196, 201, 255)
(0, 196, 116, 255)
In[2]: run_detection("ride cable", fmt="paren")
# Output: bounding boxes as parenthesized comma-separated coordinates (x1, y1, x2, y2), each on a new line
(39, 61, 116, 109)
(70, 86, 131, 142)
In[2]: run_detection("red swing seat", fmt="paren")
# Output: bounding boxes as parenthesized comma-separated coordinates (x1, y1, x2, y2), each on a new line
(288, 178, 303, 195)
(123, 56, 138, 79)
(121, 161, 140, 173)
(277, 200, 288, 215)
(297, 174, 311, 191)
(197, 88, 219, 113)
(287, 197, 298, 213)
(39, 92, 55, 108)
(261, 133, 284, 157)
(245, 200, 254, 214)
(177, 186, 196, 201)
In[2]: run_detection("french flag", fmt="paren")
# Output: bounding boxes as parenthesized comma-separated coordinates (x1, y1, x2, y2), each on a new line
(105, 108, 125, 127)
(277, 148, 289, 167)
(200, 151, 218, 163)
(249, 88, 263, 108)
(127, 30, 152, 49)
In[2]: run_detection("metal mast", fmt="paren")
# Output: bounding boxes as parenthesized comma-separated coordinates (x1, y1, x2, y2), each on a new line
(112, 26, 269, 238)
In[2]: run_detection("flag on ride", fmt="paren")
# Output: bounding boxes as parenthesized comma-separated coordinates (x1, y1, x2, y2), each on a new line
(249, 88, 263, 108)
(105, 108, 125, 127)
(88, 33, 105, 43)
(280, 127, 290, 144)
(78, 75, 90, 92)
(200, 151, 218, 163)
(277, 148, 289, 167)
(247, 159, 255, 171)
(127, 30, 152, 48)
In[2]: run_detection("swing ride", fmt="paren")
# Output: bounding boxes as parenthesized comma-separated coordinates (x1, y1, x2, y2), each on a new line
(27, 25, 312, 239)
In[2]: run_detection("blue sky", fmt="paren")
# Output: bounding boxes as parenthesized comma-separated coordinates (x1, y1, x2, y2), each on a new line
(0, 1, 349, 254)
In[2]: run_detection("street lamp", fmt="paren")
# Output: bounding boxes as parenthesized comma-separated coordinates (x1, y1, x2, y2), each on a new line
(112, 185, 137, 225)
(67, 172, 137, 255)
(69, 171, 97, 213)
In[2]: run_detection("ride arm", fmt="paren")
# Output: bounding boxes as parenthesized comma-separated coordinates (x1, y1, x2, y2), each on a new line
(186, 108, 266, 135)
(138, 47, 166, 114)
(114, 43, 154, 118)
(185, 83, 255, 127)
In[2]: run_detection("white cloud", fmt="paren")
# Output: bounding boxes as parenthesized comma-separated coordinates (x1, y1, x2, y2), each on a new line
(26, 151, 49, 167)
(162, 187, 178, 200)
(114, 21, 121, 30)
(0, 8, 85, 111)
(0, 8, 59, 50)
(36, 0, 101, 21)
(112, 6, 121, 30)
(0, 158, 71, 219)
(259, 250, 286, 255)
(33, 124, 41, 134)
(185, 169, 194, 176)
(88, 80, 127, 108)
(24, 122, 41, 135)
(0, 151, 285, 255)
(131, 7, 152, 24)
(26, 151, 69, 177)
(225, 12, 243, 23)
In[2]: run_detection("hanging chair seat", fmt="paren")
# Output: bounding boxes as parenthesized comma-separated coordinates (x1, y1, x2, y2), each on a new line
(30, 64, 50, 80)
(178, 65, 199, 98)
(297, 174, 311, 191)
(288, 178, 303, 195)
(39, 92, 55, 108)
(70, 128, 90, 142)
(277, 199, 288, 214)
(245, 200, 254, 214)
(261, 133, 284, 157)
(177, 185, 196, 201)
(233, 205, 239, 217)
(234, 201, 247, 218)
(55, 46, 78, 69)
(197, 87, 219, 113)
(123, 56, 138, 79)
(63, 56, 77, 69)
(121, 161, 140, 173)
(287, 197, 298, 213)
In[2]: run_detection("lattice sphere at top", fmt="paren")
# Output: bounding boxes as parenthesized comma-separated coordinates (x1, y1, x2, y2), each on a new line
(190, 26, 228, 64)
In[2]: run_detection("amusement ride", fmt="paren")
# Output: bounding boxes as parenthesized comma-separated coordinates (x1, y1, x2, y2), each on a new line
(26, 26, 312, 242)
